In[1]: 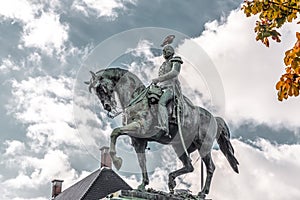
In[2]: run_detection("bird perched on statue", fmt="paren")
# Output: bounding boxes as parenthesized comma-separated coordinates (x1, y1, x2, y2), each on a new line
(160, 35, 175, 47)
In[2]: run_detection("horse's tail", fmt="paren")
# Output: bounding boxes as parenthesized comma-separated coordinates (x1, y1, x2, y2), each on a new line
(215, 117, 239, 173)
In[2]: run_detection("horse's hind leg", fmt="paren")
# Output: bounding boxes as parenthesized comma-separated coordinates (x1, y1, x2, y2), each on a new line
(198, 152, 215, 199)
(168, 153, 194, 193)
(132, 138, 149, 191)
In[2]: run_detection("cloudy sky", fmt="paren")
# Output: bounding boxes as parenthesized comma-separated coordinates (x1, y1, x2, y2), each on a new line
(0, 0, 300, 199)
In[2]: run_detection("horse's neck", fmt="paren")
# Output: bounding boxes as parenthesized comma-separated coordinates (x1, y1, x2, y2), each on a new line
(114, 71, 145, 109)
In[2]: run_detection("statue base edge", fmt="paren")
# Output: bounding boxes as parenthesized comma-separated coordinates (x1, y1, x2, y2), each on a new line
(107, 189, 212, 200)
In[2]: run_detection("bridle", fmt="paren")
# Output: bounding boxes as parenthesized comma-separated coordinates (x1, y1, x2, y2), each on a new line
(85, 70, 153, 119)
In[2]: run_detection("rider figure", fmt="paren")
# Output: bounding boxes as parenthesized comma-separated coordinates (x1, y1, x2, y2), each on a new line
(152, 45, 183, 138)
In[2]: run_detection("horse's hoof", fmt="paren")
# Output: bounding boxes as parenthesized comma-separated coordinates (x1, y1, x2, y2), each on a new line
(113, 156, 123, 170)
(197, 192, 206, 200)
(137, 184, 146, 191)
(168, 178, 176, 193)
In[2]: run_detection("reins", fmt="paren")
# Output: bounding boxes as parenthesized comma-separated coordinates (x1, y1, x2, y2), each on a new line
(106, 83, 154, 119)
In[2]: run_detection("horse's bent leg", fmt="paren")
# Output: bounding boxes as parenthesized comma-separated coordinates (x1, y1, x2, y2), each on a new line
(132, 139, 149, 191)
(168, 153, 194, 193)
(198, 152, 215, 198)
(109, 128, 123, 170)
(109, 122, 141, 170)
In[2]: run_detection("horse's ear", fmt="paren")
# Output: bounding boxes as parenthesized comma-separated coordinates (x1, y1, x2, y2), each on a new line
(84, 81, 90, 85)
(90, 71, 96, 79)
(88, 85, 92, 93)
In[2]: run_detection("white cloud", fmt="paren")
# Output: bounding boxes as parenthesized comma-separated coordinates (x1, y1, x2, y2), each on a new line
(6, 73, 114, 156)
(0, 56, 23, 73)
(72, 2, 89, 17)
(7, 75, 80, 150)
(12, 197, 47, 200)
(126, 39, 163, 83)
(209, 140, 300, 200)
(188, 9, 300, 128)
(27, 52, 42, 64)
(1, 74, 113, 199)
(121, 139, 300, 199)
(130, 39, 155, 58)
(4, 140, 25, 156)
(2, 150, 78, 190)
(0, 0, 36, 23)
(37, 0, 61, 11)
(0, 0, 93, 66)
(72, 0, 137, 19)
(176, 40, 225, 113)
(0, 0, 69, 57)
(21, 11, 69, 56)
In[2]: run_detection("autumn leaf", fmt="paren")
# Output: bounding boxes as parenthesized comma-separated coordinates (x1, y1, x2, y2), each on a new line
(242, 0, 300, 101)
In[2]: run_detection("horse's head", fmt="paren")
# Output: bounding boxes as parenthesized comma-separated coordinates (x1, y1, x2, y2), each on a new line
(85, 68, 147, 118)
(85, 71, 117, 113)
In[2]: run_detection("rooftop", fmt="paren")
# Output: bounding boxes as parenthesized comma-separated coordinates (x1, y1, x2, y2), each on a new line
(54, 167, 132, 200)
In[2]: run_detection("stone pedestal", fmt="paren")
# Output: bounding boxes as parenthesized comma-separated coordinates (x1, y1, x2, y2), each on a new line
(108, 189, 212, 200)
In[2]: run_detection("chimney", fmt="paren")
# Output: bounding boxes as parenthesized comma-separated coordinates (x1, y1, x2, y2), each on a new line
(51, 179, 63, 199)
(100, 146, 112, 168)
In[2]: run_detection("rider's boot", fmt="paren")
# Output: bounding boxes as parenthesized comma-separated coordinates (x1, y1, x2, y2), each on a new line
(155, 104, 170, 138)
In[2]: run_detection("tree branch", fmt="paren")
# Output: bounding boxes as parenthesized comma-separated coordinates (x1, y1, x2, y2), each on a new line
(267, 0, 300, 12)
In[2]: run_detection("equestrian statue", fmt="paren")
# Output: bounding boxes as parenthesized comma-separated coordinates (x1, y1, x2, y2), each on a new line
(84, 45, 239, 199)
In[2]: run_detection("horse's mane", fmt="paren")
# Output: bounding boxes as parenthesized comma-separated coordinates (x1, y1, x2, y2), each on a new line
(96, 67, 129, 82)
(96, 67, 146, 102)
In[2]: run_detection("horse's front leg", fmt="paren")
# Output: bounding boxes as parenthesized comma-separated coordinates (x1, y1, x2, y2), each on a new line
(109, 121, 141, 170)
(109, 127, 123, 170)
(132, 138, 149, 191)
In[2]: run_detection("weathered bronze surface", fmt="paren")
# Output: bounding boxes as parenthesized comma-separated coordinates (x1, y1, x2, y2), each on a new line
(85, 51, 239, 198)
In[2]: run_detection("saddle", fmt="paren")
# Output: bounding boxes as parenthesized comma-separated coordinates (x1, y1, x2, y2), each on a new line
(147, 84, 163, 104)
(128, 84, 194, 125)
(147, 84, 194, 123)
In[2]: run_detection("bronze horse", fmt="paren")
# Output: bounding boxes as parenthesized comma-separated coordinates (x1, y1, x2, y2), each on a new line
(85, 67, 239, 198)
